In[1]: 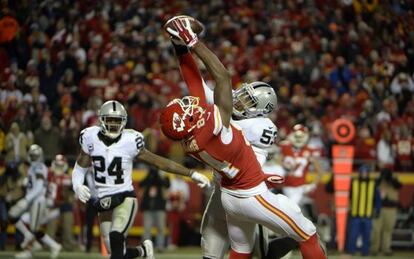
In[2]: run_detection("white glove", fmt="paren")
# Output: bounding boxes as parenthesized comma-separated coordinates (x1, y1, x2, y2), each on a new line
(165, 16, 198, 48)
(9, 198, 29, 219)
(303, 183, 317, 194)
(75, 185, 91, 203)
(190, 171, 211, 188)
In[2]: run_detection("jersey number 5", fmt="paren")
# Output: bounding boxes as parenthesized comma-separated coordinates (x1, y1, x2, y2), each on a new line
(91, 156, 124, 184)
(260, 129, 277, 145)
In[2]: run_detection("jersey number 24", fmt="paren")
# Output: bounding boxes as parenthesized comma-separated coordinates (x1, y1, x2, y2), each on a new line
(91, 156, 123, 184)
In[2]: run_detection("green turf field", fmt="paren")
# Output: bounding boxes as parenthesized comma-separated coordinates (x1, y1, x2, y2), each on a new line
(1, 248, 414, 259)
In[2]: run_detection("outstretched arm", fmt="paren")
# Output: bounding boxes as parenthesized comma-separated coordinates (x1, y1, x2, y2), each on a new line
(137, 148, 210, 188)
(165, 16, 232, 126)
(173, 43, 208, 105)
(192, 41, 233, 127)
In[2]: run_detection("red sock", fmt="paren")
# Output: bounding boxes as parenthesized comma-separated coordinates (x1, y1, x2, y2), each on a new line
(229, 249, 252, 259)
(299, 234, 326, 259)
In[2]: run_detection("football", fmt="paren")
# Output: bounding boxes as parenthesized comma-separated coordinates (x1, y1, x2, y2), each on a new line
(164, 15, 204, 34)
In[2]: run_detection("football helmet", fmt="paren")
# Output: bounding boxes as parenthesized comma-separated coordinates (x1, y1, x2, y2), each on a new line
(28, 144, 44, 162)
(51, 154, 68, 176)
(232, 81, 277, 119)
(159, 96, 205, 140)
(288, 124, 310, 149)
(98, 100, 127, 139)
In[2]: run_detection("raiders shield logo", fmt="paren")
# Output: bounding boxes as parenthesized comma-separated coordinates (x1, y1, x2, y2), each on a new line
(100, 197, 112, 210)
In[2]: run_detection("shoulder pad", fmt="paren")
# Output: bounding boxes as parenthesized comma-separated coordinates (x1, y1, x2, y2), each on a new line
(125, 129, 145, 153)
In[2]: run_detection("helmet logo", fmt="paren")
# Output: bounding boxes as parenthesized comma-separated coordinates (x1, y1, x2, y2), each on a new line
(172, 112, 185, 132)
(265, 102, 274, 113)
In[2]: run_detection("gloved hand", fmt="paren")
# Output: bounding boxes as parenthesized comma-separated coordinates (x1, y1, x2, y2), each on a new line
(9, 198, 29, 219)
(190, 171, 211, 188)
(303, 183, 317, 194)
(165, 16, 199, 48)
(75, 185, 91, 203)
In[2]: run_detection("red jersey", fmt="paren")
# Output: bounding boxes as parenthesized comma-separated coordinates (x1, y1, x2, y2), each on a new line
(280, 141, 321, 187)
(48, 172, 71, 203)
(392, 137, 414, 162)
(182, 105, 265, 192)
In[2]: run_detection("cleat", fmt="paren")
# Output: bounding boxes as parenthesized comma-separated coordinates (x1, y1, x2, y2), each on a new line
(15, 250, 32, 259)
(50, 243, 62, 259)
(142, 240, 154, 259)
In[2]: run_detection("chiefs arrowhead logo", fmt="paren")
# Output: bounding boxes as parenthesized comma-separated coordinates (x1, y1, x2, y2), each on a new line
(173, 112, 185, 132)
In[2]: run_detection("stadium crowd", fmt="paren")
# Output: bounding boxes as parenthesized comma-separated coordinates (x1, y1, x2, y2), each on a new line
(0, 0, 414, 254)
(1, 0, 414, 168)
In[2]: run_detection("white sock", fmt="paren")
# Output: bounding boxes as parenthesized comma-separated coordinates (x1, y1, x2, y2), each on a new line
(41, 234, 60, 250)
(15, 220, 33, 239)
(41, 208, 60, 224)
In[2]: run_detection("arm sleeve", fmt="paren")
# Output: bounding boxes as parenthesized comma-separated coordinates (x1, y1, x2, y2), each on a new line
(178, 53, 207, 106)
(72, 163, 88, 191)
(25, 177, 44, 203)
(79, 129, 89, 154)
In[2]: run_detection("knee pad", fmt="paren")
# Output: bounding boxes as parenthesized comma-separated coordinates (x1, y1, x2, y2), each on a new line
(109, 231, 125, 259)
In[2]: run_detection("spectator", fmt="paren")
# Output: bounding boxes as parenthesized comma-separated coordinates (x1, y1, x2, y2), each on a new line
(392, 125, 414, 171)
(59, 108, 80, 159)
(329, 56, 352, 95)
(347, 165, 380, 256)
(371, 168, 402, 256)
(12, 105, 33, 141)
(139, 168, 170, 252)
(46, 154, 77, 250)
(390, 72, 414, 95)
(167, 176, 189, 249)
(0, 71, 22, 106)
(0, 162, 27, 250)
(376, 129, 394, 170)
(34, 115, 61, 163)
(4, 122, 30, 163)
(354, 126, 376, 168)
(0, 121, 5, 156)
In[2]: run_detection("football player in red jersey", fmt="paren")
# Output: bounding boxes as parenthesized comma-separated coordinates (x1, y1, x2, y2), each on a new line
(280, 124, 323, 206)
(161, 16, 326, 259)
(169, 34, 284, 258)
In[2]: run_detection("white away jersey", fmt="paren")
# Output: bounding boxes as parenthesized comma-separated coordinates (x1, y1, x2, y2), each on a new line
(79, 126, 144, 198)
(27, 161, 48, 198)
(232, 117, 277, 165)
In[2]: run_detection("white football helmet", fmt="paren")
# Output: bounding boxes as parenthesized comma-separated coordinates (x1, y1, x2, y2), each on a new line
(232, 81, 277, 119)
(28, 144, 44, 162)
(98, 100, 127, 139)
(288, 124, 310, 149)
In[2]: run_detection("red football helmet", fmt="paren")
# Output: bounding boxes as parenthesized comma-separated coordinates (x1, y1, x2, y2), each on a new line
(288, 124, 309, 148)
(159, 96, 205, 140)
(51, 154, 68, 176)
